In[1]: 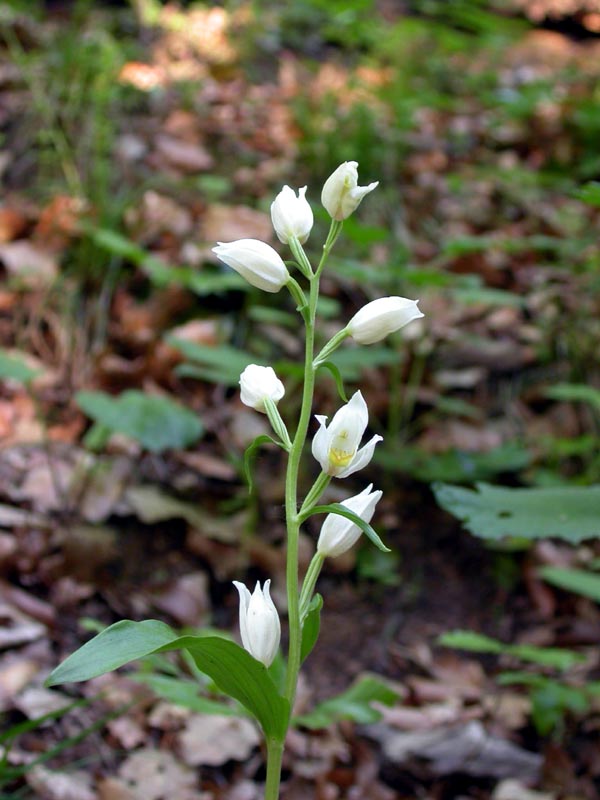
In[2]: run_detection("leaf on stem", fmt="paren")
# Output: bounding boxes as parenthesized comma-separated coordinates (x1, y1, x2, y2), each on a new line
(317, 361, 348, 403)
(45, 620, 290, 740)
(301, 594, 323, 663)
(244, 434, 282, 493)
(302, 503, 391, 553)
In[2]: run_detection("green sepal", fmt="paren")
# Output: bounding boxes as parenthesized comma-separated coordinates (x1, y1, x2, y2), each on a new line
(301, 503, 391, 553)
(317, 361, 348, 403)
(45, 620, 290, 740)
(244, 434, 282, 493)
(301, 593, 323, 663)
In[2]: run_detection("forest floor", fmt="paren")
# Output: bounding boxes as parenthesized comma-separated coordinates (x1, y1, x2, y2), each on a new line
(1, 2, 600, 798)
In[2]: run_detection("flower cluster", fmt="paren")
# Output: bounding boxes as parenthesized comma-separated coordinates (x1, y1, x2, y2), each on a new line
(220, 163, 423, 667)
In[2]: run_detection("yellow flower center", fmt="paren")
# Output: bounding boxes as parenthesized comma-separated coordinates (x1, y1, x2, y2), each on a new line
(328, 430, 356, 468)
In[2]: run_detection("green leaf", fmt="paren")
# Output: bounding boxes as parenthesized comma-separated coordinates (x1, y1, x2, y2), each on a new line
(378, 442, 530, 483)
(90, 227, 246, 296)
(575, 181, 600, 207)
(133, 673, 240, 717)
(545, 383, 600, 412)
(539, 566, 600, 604)
(76, 390, 204, 453)
(294, 675, 398, 730)
(0, 350, 41, 384)
(46, 620, 289, 739)
(439, 629, 585, 671)
(438, 630, 503, 654)
(244, 434, 280, 493)
(433, 482, 600, 543)
(303, 503, 390, 553)
(301, 594, 322, 663)
(167, 337, 261, 387)
(317, 361, 348, 403)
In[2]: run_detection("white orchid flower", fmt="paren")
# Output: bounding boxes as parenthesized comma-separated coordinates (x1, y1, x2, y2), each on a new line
(271, 185, 313, 245)
(311, 390, 382, 478)
(232, 579, 281, 667)
(348, 296, 424, 345)
(212, 239, 289, 293)
(317, 484, 383, 558)
(321, 161, 378, 221)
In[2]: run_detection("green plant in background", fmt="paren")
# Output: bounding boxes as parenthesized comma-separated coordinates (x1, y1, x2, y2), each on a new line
(46, 162, 421, 799)
(440, 630, 600, 738)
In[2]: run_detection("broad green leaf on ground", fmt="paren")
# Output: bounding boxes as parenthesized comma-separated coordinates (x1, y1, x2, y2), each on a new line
(539, 566, 600, 604)
(302, 503, 390, 552)
(294, 675, 398, 730)
(76, 390, 203, 453)
(46, 620, 288, 739)
(378, 442, 530, 483)
(301, 594, 323, 663)
(439, 630, 585, 671)
(433, 482, 600, 543)
(0, 350, 41, 383)
(167, 337, 261, 387)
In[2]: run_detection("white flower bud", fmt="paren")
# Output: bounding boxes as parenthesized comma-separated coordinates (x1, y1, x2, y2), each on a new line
(317, 484, 383, 558)
(239, 364, 285, 413)
(321, 161, 378, 221)
(271, 185, 314, 245)
(212, 239, 289, 293)
(232, 579, 281, 667)
(348, 296, 424, 345)
(311, 390, 382, 478)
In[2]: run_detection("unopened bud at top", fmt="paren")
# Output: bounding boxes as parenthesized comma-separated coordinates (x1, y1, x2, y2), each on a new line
(271, 185, 314, 245)
(348, 296, 424, 345)
(240, 364, 285, 412)
(212, 239, 289, 293)
(321, 161, 378, 221)
(232, 579, 281, 667)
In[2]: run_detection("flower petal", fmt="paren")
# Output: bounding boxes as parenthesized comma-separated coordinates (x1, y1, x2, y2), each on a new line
(337, 433, 383, 478)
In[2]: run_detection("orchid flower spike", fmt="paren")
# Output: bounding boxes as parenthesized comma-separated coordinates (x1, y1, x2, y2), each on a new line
(212, 239, 289, 293)
(271, 185, 314, 245)
(240, 365, 285, 412)
(318, 484, 383, 558)
(312, 390, 382, 478)
(321, 161, 378, 221)
(232, 579, 281, 667)
(348, 296, 424, 345)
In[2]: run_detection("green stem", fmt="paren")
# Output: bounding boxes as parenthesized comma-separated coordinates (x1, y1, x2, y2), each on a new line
(284, 274, 318, 708)
(299, 471, 331, 517)
(264, 738, 284, 800)
(284, 219, 339, 711)
(299, 553, 325, 620)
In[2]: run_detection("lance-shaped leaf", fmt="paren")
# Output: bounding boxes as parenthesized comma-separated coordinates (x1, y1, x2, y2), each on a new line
(301, 594, 323, 663)
(301, 503, 390, 552)
(244, 434, 282, 493)
(46, 620, 289, 740)
(317, 361, 348, 403)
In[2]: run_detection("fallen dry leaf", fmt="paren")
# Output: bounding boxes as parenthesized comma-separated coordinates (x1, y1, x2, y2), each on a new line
(26, 766, 97, 800)
(201, 204, 272, 244)
(0, 600, 46, 649)
(368, 720, 543, 783)
(0, 240, 57, 286)
(177, 714, 260, 767)
(101, 748, 198, 800)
